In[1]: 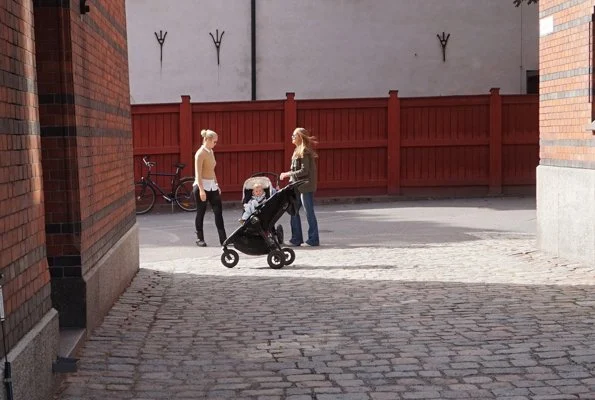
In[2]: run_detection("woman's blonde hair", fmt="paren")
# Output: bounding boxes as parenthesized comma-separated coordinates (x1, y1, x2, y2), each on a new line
(201, 129, 218, 142)
(292, 127, 318, 159)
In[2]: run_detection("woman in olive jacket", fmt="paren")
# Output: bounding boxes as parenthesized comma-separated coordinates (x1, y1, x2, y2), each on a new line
(280, 127, 319, 246)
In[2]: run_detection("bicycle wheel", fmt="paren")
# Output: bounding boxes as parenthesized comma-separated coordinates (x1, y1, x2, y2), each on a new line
(135, 181, 156, 214)
(174, 177, 197, 212)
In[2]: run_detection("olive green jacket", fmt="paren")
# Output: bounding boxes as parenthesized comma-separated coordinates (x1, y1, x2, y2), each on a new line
(289, 150, 317, 193)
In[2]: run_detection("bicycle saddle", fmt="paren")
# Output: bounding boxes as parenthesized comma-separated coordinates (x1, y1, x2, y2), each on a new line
(175, 163, 186, 169)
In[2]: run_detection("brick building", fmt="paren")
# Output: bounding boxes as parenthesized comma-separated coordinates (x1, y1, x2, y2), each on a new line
(0, 0, 592, 399)
(537, 0, 595, 265)
(0, 1, 138, 399)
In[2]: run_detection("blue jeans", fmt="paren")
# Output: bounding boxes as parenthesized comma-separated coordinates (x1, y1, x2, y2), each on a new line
(290, 191, 319, 246)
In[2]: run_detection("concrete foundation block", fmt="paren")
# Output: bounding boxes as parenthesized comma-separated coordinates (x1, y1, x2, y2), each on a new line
(0, 309, 59, 400)
(537, 165, 595, 265)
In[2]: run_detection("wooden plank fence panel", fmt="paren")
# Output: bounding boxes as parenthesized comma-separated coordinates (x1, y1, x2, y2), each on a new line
(192, 103, 285, 198)
(131, 91, 539, 201)
(400, 96, 490, 187)
(297, 100, 388, 193)
(132, 109, 180, 185)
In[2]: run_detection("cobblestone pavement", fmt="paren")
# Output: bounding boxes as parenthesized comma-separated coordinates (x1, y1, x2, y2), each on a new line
(54, 197, 595, 400)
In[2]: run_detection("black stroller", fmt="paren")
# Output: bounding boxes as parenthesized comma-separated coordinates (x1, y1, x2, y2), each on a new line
(221, 172, 305, 269)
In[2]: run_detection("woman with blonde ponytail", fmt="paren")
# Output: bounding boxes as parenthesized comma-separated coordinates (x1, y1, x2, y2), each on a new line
(279, 127, 320, 246)
(193, 129, 227, 247)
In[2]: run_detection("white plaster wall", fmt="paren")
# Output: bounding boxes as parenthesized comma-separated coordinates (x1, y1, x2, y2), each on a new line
(125, 0, 252, 104)
(125, 0, 538, 103)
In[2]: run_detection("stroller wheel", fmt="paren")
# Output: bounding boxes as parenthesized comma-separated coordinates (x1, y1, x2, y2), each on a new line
(267, 250, 285, 269)
(281, 247, 295, 265)
(221, 249, 239, 268)
(276, 224, 284, 244)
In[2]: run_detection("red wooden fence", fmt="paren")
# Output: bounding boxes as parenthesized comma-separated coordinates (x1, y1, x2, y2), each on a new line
(132, 89, 538, 201)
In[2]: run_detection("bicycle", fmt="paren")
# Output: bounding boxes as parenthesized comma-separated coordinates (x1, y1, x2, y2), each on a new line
(134, 156, 197, 214)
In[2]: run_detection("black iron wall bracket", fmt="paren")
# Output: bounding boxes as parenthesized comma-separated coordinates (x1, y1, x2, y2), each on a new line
(437, 32, 450, 62)
(154, 30, 167, 66)
(209, 29, 225, 65)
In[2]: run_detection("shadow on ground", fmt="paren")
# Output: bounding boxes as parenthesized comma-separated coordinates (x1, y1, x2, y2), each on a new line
(55, 267, 595, 400)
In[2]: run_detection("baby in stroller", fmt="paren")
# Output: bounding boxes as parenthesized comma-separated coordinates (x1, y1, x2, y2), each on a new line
(221, 173, 305, 269)
(239, 182, 275, 223)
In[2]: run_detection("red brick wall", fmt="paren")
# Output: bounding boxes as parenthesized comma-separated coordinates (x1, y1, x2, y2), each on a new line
(68, 0, 135, 269)
(34, 0, 134, 327)
(0, 0, 52, 353)
(539, 0, 595, 168)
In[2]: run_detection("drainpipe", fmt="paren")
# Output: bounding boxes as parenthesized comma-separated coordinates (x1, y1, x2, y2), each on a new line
(251, 0, 256, 100)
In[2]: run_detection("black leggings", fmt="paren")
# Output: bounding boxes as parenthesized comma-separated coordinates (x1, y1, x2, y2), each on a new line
(193, 187, 227, 245)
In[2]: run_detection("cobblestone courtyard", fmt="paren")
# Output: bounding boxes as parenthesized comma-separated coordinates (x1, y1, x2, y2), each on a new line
(54, 197, 595, 399)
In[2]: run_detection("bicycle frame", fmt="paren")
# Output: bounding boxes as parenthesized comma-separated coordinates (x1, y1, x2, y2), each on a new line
(135, 156, 197, 215)
(138, 157, 185, 202)
(142, 171, 179, 202)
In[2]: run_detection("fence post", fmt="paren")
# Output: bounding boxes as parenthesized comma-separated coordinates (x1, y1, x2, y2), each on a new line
(489, 88, 502, 195)
(179, 95, 193, 176)
(387, 90, 401, 195)
(284, 92, 297, 167)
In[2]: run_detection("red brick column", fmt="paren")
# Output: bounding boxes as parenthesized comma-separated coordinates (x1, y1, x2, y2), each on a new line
(539, 0, 595, 167)
(537, 0, 595, 265)
(34, 0, 137, 329)
(0, 0, 52, 355)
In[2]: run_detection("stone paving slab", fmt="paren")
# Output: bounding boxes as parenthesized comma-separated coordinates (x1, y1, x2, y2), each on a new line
(54, 198, 595, 399)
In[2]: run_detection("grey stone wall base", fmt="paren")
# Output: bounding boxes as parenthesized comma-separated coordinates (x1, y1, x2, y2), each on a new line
(0, 308, 59, 400)
(84, 223, 139, 334)
(537, 165, 595, 265)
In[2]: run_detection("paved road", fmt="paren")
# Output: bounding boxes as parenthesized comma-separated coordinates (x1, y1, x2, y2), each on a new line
(55, 197, 595, 399)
